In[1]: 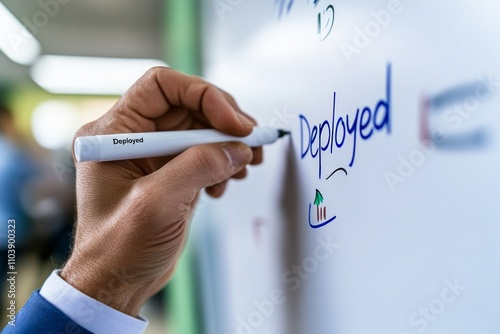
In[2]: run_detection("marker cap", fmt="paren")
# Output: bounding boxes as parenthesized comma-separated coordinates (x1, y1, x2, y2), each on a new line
(75, 136, 101, 162)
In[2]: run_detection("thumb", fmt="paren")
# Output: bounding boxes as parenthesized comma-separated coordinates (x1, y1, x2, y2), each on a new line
(145, 142, 253, 203)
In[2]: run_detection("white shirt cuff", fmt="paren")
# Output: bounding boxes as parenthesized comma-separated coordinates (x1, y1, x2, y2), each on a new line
(40, 270, 148, 334)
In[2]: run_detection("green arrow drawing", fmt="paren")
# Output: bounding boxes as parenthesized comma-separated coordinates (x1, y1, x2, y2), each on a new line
(314, 189, 324, 206)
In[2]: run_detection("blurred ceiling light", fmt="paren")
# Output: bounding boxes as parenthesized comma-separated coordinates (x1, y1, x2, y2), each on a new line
(31, 55, 168, 95)
(31, 101, 81, 150)
(0, 2, 41, 65)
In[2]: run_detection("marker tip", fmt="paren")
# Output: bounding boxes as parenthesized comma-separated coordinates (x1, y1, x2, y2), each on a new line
(278, 129, 291, 138)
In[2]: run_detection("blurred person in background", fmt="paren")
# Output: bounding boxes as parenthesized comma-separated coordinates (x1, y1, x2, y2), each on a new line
(0, 101, 75, 328)
(0, 104, 38, 301)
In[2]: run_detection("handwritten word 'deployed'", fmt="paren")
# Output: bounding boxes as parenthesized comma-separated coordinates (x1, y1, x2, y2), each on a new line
(300, 64, 392, 180)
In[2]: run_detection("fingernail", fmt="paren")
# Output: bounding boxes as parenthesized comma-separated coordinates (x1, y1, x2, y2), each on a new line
(237, 113, 255, 127)
(222, 143, 253, 169)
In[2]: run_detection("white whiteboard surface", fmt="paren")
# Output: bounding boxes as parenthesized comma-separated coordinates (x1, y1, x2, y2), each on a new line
(197, 1, 500, 333)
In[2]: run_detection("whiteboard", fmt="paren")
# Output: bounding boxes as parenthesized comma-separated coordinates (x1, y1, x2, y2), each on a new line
(197, 1, 500, 333)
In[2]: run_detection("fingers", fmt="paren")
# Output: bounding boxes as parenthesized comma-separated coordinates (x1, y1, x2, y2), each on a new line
(218, 89, 258, 125)
(232, 168, 247, 179)
(205, 180, 228, 198)
(205, 168, 246, 197)
(251, 147, 263, 165)
(115, 67, 254, 136)
(143, 142, 253, 204)
(205, 166, 251, 198)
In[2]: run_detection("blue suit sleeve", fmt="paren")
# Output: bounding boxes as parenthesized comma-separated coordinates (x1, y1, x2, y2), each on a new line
(1, 290, 93, 334)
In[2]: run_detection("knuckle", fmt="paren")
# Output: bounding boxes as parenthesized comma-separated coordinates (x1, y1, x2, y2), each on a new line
(74, 122, 95, 139)
(74, 115, 110, 139)
(143, 66, 171, 84)
(145, 66, 169, 77)
(186, 78, 212, 98)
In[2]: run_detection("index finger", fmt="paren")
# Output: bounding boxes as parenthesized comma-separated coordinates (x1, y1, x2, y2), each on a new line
(115, 67, 255, 137)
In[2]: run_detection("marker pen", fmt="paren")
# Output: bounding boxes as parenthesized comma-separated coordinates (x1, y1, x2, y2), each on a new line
(74, 126, 290, 162)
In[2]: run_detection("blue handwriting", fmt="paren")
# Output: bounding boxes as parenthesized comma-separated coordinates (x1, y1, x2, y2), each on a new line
(300, 64, 392, 179)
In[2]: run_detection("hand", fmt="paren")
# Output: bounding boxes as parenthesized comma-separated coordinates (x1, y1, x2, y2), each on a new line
(61, 67, 263, 316)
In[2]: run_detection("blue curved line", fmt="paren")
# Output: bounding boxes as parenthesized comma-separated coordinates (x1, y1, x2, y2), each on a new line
(308, 204, 336, 229)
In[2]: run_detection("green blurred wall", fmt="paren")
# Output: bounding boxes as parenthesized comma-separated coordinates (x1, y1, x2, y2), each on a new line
(163, 1, 202, 334)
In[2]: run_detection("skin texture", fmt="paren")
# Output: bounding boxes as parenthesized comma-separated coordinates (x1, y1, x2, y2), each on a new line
(60, 67, 263, 316)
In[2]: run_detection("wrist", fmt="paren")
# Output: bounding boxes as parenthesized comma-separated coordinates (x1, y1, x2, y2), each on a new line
(61, 258, 146, 317)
